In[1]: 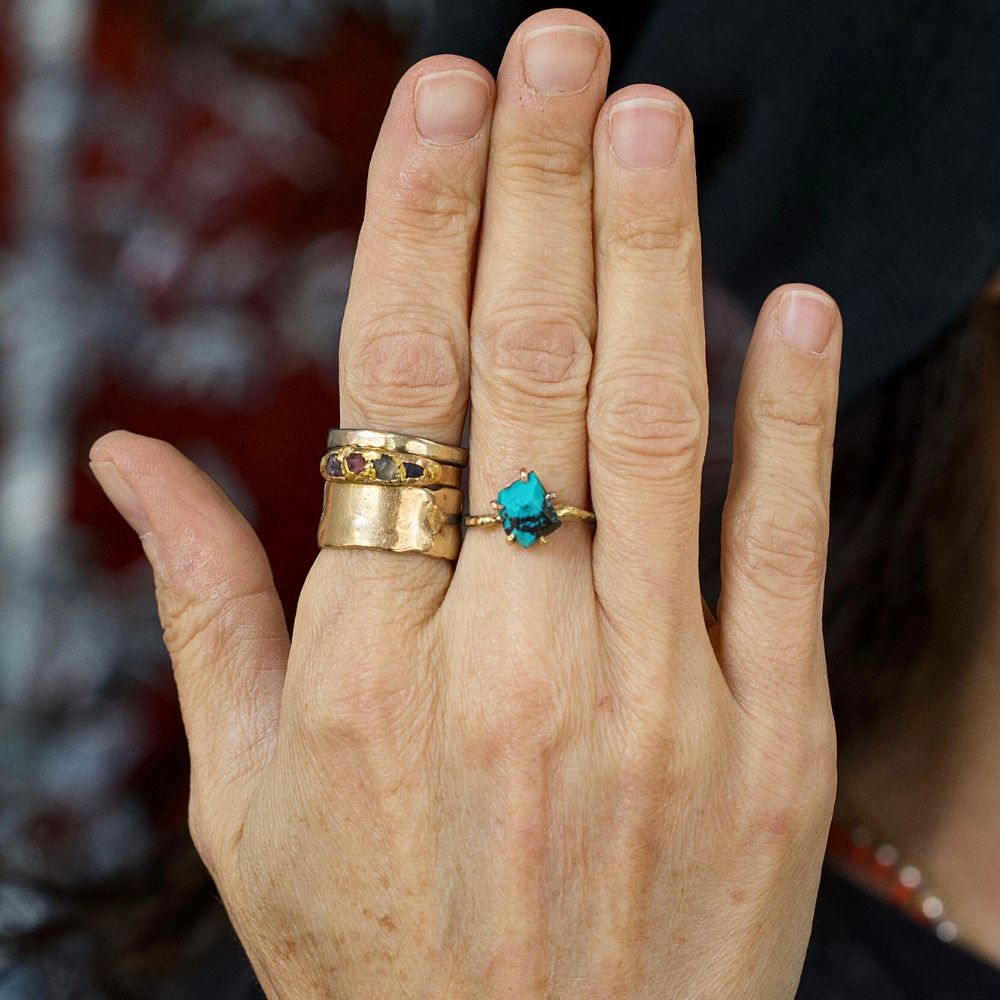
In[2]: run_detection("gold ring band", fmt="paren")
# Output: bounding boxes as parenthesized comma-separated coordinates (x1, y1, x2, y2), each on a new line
(322, 447, 463, 488)
(318, 481, 463, 559)
(318, 428, 466, 560)
(464, 505, 596, 527)
(326, 429, 468, 468)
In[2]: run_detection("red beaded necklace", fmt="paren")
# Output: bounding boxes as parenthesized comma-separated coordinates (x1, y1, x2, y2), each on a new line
(826, 820, 958, 943)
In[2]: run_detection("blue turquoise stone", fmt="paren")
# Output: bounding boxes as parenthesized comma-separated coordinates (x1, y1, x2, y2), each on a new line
(496, 471, 561, 548)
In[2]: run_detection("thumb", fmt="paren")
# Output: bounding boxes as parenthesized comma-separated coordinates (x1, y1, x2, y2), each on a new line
(89, 429, 288, 870)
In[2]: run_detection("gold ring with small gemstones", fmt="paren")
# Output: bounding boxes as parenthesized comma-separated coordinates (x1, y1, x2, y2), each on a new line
(321, 446, 462, 488)
(318, 428, 466, 560)
(326, 428, 468, 467)
(463, 469, 596, 549)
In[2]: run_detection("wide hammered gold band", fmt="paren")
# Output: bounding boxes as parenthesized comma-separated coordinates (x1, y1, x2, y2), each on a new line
(318, 481, 463, 559)
(318, 428, 467, 560)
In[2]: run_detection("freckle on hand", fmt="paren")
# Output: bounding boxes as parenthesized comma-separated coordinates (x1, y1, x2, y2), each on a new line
(768, 811, 791, 838)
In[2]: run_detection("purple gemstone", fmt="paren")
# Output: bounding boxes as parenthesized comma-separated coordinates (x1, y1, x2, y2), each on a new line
(403, 462, 424, 479)
(325, 454, 342, 476)
(345, 452, 367, 474)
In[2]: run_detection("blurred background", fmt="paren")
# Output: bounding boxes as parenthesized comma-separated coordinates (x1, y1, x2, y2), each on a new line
(0, 0, 418, 995)
(1, 0, 996, 997)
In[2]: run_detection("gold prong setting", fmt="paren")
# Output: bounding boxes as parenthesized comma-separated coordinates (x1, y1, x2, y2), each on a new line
(491, 469, 563, 548)
(462, 469, 597, 546)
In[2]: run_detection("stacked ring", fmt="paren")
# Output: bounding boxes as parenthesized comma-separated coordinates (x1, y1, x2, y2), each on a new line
(325, 429, 468, 466)
(318, 428, 467, 560)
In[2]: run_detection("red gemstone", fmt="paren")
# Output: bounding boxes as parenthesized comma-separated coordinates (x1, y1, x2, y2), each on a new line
(345, 452, 366, 473)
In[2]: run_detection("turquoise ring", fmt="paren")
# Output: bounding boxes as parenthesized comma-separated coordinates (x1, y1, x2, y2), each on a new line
(463, 469, 596, 548)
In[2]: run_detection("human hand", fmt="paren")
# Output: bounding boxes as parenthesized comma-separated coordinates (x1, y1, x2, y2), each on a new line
(90, 8, 842, 998)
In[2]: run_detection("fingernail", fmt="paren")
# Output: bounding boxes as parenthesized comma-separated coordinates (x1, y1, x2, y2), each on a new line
(523, 25, 601, 94)
(777, 290, 836, 355)
(414, 69, 490, 145)
(609, 98, 683, 169)
(90, 460, 152, 537)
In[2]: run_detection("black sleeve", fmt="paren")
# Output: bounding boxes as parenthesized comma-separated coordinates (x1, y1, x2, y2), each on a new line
(409, 0, 657, 77)
(410, 0, 1000, 409)
(797, 864, 1000, 1000)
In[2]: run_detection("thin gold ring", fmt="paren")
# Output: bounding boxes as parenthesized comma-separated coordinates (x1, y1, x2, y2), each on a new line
(326, 428, 468, 468)
(464, 468, 595, 549)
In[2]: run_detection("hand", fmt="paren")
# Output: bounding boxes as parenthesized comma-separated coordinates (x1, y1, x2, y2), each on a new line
(91, 9, 842, 998)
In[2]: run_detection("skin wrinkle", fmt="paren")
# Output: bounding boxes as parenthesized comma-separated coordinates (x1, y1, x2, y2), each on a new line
(356, 330, 460, 390)
(479, 279, 597, 328)
(491, 321, 581, 383)
(482, 325, 594, 414)
(369, 159, 482, 239)
(86, 7, 849, 995)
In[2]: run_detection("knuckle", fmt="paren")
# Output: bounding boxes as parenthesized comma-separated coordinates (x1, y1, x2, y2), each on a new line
(744, 391, 829, 450)
(343, 317, 465, 421)
(602, 213, 698, 263)
(746, 724, 838, 844)
(747, 793, 831, 854)
(296, 679, 403, 756)
(496, 132, 590, 190)
(614, 720, 689, 802)
(470, 673, 570, 761)
(477, 314, 592, 406)
(156, 580, 274, 671)
(590, 369, 706, 468)
(292, 651, 436, 757)
(159, 588, 215, 661)
(728, 495, 828, 595)
(158, 583, 270, 663)
(365, 158, 479, 244)
(307, 662, 405, 733)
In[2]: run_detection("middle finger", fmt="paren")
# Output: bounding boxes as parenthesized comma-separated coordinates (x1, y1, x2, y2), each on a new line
(464, 10, 609, 564)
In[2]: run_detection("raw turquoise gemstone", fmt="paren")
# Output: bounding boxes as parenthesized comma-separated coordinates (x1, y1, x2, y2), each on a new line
(496, 471, 561, 548)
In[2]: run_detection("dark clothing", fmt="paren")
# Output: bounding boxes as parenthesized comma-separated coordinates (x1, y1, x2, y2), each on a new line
(799, 864, 1000, 998)
(414, 0, 1000, 409)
